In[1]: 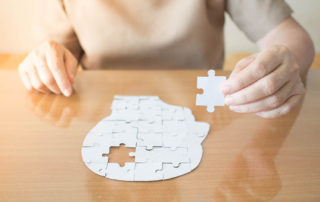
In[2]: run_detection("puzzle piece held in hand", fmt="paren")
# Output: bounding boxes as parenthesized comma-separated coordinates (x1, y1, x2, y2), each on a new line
(196, 70, 226, 112)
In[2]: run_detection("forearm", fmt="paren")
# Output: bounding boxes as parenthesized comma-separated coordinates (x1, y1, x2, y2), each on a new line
(257, 17, 314, 81)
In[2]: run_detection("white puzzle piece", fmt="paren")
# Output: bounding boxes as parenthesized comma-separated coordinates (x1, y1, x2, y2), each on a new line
(196, 70, 226, 112)
(162, 162, 191, 179)
(84, 162, 108, 177)
(106, 162, 135, 181)
(81, 96, 210, 181)
(137, 132, 162, 150)
(129, 146, 189, 167)
(134, 162, 163, 181)
(81, 145, 109, 163)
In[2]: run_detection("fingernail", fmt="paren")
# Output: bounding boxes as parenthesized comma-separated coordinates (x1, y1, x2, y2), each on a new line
(221, 84, 231, 94)
(224, 95, 233, 105)
(63, 87, 72, 97)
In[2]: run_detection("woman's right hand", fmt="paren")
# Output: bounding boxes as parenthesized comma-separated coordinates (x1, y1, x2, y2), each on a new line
(18, 41, 78, 96)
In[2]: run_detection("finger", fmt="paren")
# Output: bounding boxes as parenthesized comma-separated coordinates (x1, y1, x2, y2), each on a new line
(256, 94, 303, 119)
(64, 49, 78, 84)
(225, 62, 297, 106)
(221, 47, 285, 95)
(18, 63, 32, 91)
(45, 42, 72, 96)
(229, 54, 257, 79)
(229, 79, 297, 113)
(32, 52, 61, 94)
(27, 65, 51, 93)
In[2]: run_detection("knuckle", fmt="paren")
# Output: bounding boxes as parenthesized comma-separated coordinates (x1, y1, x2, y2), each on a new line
(272, 45, 288, 54)
(279, 45, 289, 54)
(291, 63, 300, 74)
(34, 82, 44, 90)
(255, 62, 267, 77)
(239, 94, 249, 103)
(264, 78, 277, 95)
(235, 79, 246, 89)
(264, 46, 279, 60)
(269, 45, 289, 61)
(236, 57, 249, 68)
(269, 46, 279, 56)
(43, 76, 55, 86)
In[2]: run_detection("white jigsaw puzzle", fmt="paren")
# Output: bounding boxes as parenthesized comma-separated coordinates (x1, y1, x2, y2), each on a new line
(81, 96, 210, 181)
(196, 70, 226, 112)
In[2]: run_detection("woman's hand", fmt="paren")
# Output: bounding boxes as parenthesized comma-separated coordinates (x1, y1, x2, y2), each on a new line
(221, 45, 305, 118)
(18, 41, 78, 96)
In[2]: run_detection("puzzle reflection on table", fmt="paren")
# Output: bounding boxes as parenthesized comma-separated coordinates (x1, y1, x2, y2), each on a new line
(81, 96, 210, 181)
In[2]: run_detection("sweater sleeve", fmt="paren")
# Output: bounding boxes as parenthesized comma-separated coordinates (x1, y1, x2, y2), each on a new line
(33, 0, 83, 60)
(225, 0, 293, 42)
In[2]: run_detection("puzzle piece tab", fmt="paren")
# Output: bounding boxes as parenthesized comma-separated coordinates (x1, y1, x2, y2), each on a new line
(134, 162, 163, 181)
(137, 132, 162, 150)
(106, 162, 135, 181)
(130, 146, 189, 167)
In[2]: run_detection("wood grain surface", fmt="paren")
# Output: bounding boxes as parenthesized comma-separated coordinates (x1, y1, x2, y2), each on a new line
(0, 67, 319, 201)
(1, 53, 320, 70)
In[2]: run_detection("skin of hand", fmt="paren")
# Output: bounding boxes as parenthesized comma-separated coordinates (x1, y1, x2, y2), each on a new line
(18, 41, 78, 96)
(221, 17, 314, 119)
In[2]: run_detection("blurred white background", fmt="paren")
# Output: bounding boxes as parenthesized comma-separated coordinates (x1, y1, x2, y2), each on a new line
(0, 0, 319, 53)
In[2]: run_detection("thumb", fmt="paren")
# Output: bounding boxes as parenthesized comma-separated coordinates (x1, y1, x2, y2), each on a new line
(64, 49, 78, 83)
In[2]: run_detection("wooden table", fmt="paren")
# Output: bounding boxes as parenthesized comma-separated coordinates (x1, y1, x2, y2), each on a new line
(1, 53, 320, 70)
(0, 68, 320, 202)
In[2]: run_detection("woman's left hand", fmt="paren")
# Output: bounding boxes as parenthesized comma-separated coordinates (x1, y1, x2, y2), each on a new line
(221, 45, 306, 118)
